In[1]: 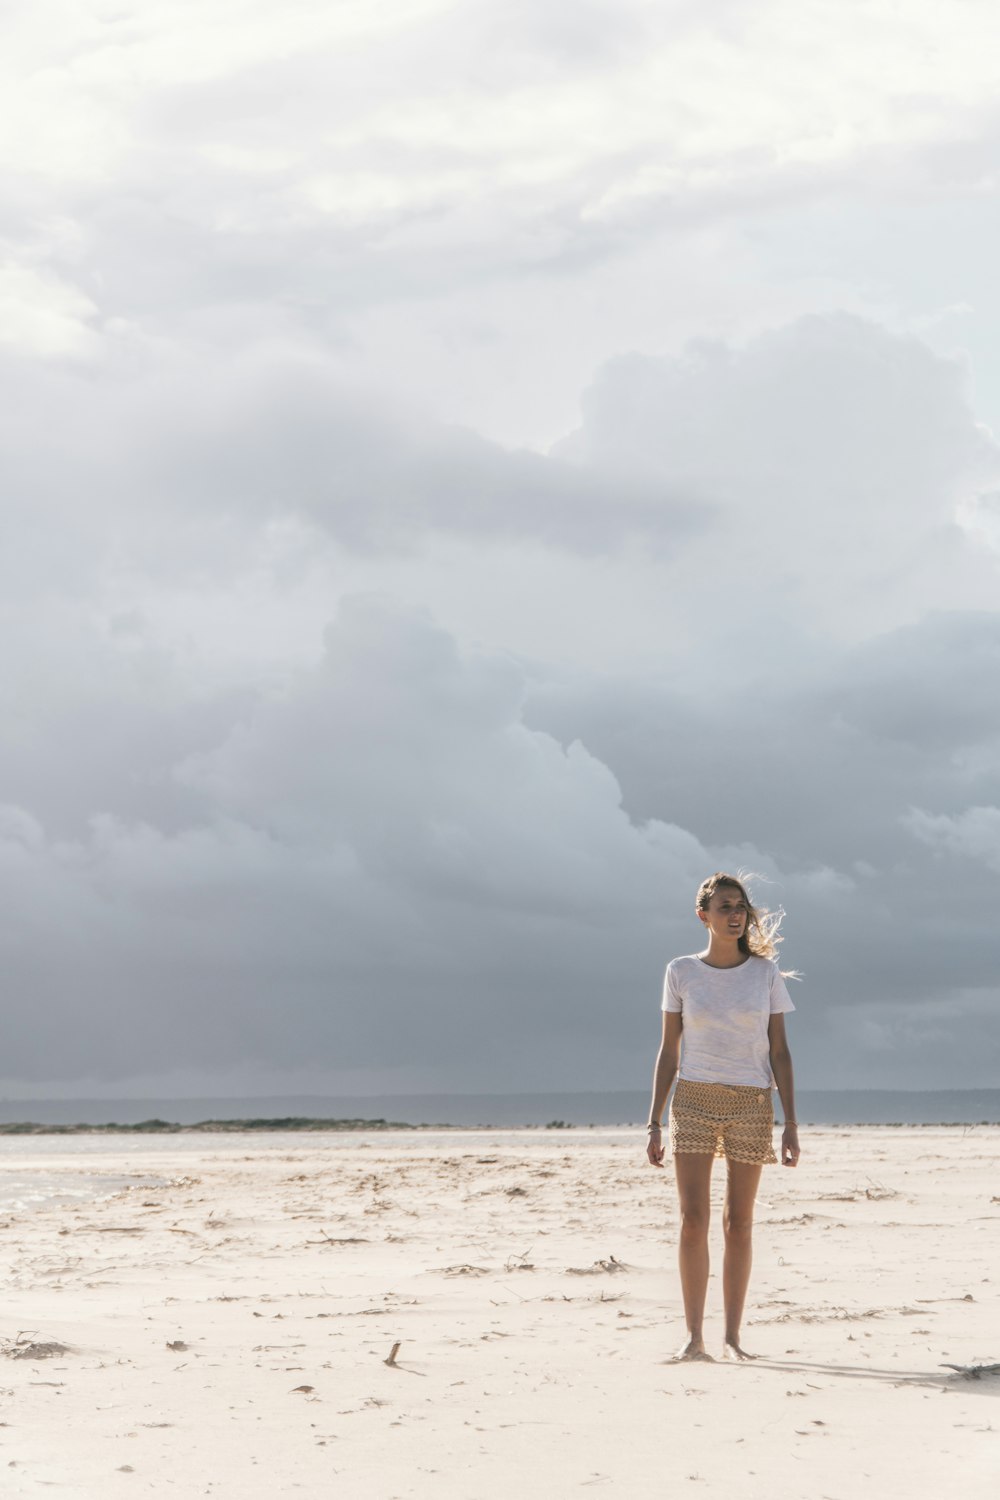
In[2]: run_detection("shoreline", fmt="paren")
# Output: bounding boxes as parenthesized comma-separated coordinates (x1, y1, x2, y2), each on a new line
(1, 1115, 999, 1134)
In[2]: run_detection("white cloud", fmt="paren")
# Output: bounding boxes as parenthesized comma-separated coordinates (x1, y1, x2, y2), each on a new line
(904, 804, 1000, 872)
(0, 339, 710, 598)
(958, 487, 1000, 554)
(0, 261, 98, 357)
(555, 314, 1000, 639)
(6, 0, 1000, 453)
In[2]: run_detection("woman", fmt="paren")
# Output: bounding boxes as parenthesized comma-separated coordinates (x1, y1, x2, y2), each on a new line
(646, 872, 799, 1362)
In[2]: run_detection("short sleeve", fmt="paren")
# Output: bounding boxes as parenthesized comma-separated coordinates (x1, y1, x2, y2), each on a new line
(769, 962, 795, 1014)
(662, 961, 683, 1013)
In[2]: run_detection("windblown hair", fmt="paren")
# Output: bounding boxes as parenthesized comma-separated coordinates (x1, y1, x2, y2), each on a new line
(696, 871, 790, 966)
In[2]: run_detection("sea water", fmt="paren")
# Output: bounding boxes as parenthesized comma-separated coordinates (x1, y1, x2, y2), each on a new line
(0, 1088, 998, 1130)
(1, 1090, 997, 1212)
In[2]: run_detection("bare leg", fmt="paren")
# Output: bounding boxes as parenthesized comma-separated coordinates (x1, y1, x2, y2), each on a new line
(722, 1158, 763, 1359)
(672, 1152, 715, 1360)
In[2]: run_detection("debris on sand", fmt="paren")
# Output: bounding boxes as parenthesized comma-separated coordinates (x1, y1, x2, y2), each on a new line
(2, 1334, 72, 1360)
(566, 1255, 628, 1276)
(940, 1362, 1000, 1380)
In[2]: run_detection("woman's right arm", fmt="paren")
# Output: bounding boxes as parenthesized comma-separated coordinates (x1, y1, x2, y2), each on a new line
(646, 1011, 683, 1166)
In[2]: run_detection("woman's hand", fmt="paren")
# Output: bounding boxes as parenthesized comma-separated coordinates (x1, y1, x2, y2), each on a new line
(781, 1123, 800, 1167)
(647, 1125, 666, 1167)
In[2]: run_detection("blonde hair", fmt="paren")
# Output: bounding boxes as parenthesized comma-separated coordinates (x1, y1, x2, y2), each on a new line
(696, 870, 793, 969)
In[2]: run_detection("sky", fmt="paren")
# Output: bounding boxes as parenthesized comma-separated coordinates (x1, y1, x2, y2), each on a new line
(2, 0, 1000, 1099)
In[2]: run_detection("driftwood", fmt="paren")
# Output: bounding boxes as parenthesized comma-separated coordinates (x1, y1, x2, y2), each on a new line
(940, 1362, 1000, 1380)
(306, 1232, 370, 1246)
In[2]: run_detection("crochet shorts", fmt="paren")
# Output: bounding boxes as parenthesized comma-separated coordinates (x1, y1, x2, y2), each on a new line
(669, 1079, 777, 1166)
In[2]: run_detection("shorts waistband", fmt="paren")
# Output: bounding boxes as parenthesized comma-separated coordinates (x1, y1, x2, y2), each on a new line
(676, 1079, 771, 1095)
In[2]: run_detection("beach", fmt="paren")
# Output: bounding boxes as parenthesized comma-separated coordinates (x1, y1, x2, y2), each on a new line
(1, 1126, 997, 1498)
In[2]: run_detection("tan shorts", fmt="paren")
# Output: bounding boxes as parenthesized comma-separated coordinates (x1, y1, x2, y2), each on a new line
(669, 1079, 777, 1166)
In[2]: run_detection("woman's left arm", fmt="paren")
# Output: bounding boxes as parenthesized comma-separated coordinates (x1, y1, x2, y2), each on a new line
(768, 1013, 800, 1167)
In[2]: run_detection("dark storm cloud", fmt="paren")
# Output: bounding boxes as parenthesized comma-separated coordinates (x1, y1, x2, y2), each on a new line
(523, 611, 1000, 863)
(0, 599, 725, 1089)
(824, 613, 1000, 752)
(521, 611, 1000, 1087)
(3, 310, 1000, 1096)
(5, 591, 995, 1095)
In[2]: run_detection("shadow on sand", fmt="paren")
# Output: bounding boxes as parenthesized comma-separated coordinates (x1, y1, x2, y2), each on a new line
(753, 1356, 1000, 1393)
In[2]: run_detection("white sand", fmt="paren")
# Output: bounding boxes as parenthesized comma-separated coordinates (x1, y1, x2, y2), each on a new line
(1, 1126, 998, 1497)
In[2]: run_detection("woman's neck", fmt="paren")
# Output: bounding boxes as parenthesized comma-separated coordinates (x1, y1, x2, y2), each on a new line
(699, 935, 747, 969)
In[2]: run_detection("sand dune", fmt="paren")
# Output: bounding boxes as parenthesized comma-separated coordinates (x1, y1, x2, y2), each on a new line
(0, 1127, 997, 1497)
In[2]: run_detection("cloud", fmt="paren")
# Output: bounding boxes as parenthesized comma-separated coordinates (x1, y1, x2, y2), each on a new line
(5, 585, 993, 1097)
(0, 260, 99, 357)
(0, 342, 710, 605)
(3, 304, 1000, 1094)
(4, 591, 994, 1097)
(904, 804, 1000, 873)
(8, 0, 1000, 357)
(825, 612, 1000, 751)
(5, 312, 994, 613)
(0, 599, 743, 1089)
(522, 596, 1000, 1076)
(959, 487, 1000, 555)
(138, 353, 708, 553)
(553, 313, 1000, 637)
(560, 313, 998, 531)
(4, 5, 1000, 1101)
(525, 610, 1000, 875)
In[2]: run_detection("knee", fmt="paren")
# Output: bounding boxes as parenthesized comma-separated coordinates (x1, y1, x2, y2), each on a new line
(679, 1205, 710, 1241)
(723, 1208, 754, 1241)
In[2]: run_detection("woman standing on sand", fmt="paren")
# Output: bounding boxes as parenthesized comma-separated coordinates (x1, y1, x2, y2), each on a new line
(646, 872, 800, 1362)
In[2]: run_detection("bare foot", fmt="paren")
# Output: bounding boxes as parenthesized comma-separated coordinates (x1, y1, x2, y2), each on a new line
(673, 1337, 715, 1362)
(722, 1339, 757, 1362)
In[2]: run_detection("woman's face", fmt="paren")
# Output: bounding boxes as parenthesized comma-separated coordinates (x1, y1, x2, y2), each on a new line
(698, 885, 748, 941)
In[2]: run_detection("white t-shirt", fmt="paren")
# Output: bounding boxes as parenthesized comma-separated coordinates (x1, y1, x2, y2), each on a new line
(662, 953, 795, 1089)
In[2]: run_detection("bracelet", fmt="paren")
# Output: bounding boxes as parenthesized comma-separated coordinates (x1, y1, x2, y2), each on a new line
(782, 1120, 798, 1126)
(646, 1122, 662, 1132)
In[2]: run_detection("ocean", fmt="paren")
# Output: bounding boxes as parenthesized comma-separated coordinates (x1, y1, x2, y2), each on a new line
(1, 1087, 998, 1129)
